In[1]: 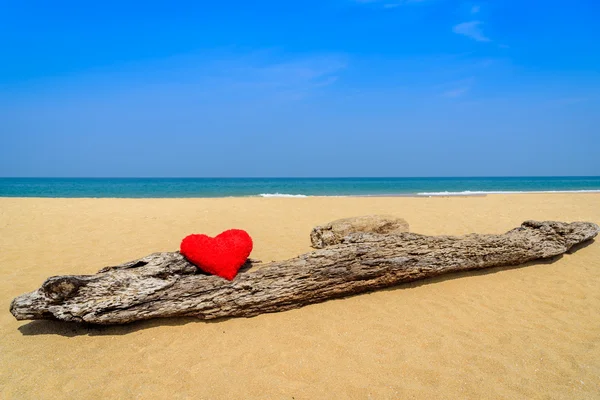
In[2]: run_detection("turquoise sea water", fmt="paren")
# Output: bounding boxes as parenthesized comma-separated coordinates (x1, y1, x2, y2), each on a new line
(1, 177, 599, 198)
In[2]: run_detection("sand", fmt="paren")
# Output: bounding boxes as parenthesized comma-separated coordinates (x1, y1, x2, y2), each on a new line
(1, 194, 599, 399)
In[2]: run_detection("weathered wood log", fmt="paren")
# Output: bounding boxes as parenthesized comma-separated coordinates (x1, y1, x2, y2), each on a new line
(10, 220, 598, 325)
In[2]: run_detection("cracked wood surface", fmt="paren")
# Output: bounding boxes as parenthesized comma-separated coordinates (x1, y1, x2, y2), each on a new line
(10, 220, 599, 325)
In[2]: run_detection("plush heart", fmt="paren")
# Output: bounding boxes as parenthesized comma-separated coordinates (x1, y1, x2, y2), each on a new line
(180, 229, 253, 280)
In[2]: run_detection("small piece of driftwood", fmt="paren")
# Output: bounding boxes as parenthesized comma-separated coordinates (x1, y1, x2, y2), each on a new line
(10, 220, 598, 325)
(310, 215, 409, 248)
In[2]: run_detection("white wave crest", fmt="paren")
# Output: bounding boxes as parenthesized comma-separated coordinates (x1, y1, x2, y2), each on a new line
(417, 190, 600, 196)
(258, 193, 309, 198)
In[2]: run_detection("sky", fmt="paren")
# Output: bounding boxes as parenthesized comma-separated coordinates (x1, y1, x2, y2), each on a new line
(1, 0, 599, 177)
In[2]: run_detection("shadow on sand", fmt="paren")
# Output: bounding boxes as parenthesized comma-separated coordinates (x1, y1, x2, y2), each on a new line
(16, 239, 595, 337)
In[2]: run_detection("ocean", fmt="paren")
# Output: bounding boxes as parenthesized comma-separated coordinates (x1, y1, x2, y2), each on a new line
(1, 177, 599, 198)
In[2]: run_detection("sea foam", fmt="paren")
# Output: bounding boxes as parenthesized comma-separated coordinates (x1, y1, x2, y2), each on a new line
(258, 193, 309, 198)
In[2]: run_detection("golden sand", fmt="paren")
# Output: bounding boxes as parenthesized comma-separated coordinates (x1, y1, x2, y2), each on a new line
(1, 194, 599, 399)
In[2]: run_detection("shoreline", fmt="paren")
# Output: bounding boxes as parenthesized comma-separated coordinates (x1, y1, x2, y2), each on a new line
(2, 190, 600, 199)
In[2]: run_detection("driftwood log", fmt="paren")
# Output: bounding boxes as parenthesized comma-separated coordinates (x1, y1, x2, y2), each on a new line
(10, 220, 599, 325)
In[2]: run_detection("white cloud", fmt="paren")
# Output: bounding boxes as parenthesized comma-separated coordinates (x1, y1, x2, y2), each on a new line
(453, 21, 491, 42)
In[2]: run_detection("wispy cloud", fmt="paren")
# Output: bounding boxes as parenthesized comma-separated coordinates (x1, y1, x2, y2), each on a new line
(471, 5, 480, 14)
(453, 21, 491, 42)
(3, 50, 348, 108)
(437, 78, 475, 98)
(196, 53, 347, 103)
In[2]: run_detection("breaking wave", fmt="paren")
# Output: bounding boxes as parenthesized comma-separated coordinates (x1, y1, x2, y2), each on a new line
(258, 193, 309, 198)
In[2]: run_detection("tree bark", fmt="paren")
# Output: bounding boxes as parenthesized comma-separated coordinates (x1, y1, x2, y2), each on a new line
(10, 220, 598, 325)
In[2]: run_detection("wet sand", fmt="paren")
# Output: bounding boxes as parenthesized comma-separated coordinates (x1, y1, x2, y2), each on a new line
(1, 194, 599, 399)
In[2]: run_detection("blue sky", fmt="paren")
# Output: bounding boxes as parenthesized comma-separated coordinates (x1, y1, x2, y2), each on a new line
(1, 0, 599, 177)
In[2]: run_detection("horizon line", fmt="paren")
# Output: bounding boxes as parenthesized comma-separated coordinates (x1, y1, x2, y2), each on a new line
(1, 176, 599, 179)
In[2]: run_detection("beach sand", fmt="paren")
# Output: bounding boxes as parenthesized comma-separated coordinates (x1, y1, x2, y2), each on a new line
(1, 194, 599, 399)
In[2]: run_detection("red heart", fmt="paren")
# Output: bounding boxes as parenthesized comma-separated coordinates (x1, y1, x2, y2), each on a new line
(180, 229, 253, 280)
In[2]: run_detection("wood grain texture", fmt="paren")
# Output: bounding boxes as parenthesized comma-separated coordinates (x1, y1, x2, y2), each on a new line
(10, 220, 599, 325)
